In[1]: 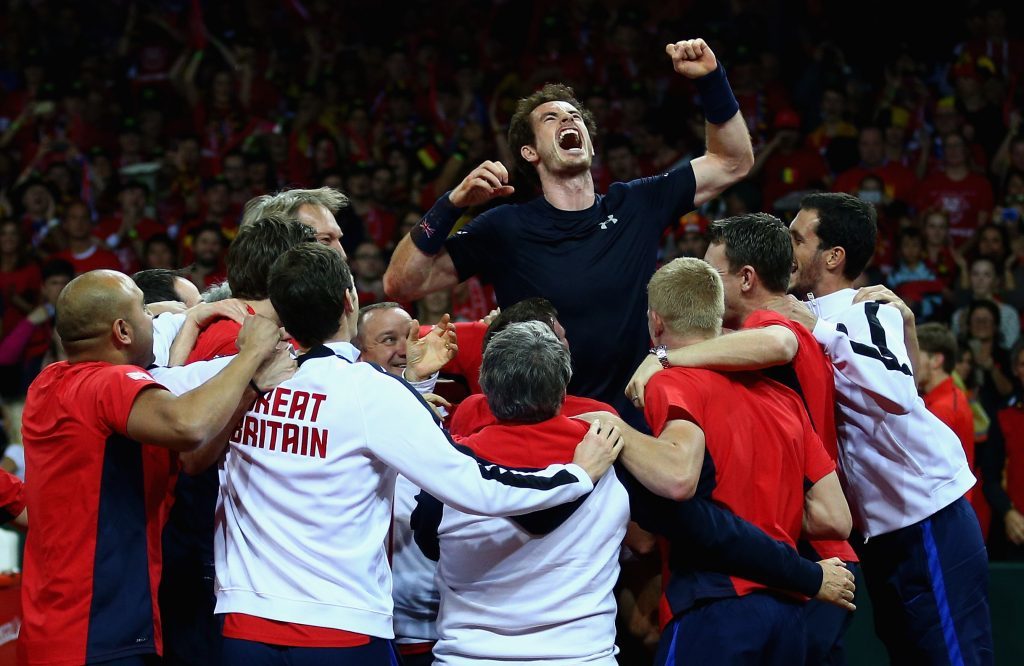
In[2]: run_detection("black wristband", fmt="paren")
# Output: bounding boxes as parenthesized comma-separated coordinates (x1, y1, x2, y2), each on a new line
(693, 64, 740, 125)
(249, 378, 268, 396)
(410, 191, 465, 256)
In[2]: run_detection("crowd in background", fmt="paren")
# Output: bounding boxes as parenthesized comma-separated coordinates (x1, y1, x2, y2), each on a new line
(0, 0, 1023, 557)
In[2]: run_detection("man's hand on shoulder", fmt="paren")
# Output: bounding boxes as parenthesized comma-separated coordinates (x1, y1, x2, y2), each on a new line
(815, 557, 857, 612)
(666, 38, 717, 79)
(449, 161, 515, 208)
(852, 285, 915, 330)
(235, 314, 282, 361)
(187, 298, 249, 329)
(572, 418, 625, 484)
(625, 355, 663, 409)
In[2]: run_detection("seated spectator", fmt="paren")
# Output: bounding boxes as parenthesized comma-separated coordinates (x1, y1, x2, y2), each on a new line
(915, 132, 994, 245)
(888, 227, 943, 319)
(952, 257, 1020, 347)
(15, 179, 59, 248)
(417, 289, 455, 326)
(921, 209, 960, 288)
(95, 181, 162, 264)
(351, 241, 386, 306)
(141, 233, 178, 270)
(983, 340, 1024, 561)
(916, 323, 977, 485)
(834, 125, 919, 203)
(21, 259, 74, 386)
(181, 224, 228, 290)
(959, 299, 1015, 416)
(0, 218, 41, 334)
(749, 109, 829, 212)
(52, 201, 123, 274)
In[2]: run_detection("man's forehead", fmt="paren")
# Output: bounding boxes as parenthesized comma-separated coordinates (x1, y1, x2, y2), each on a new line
(364, 307, 411, 333)
(791, 209, 819, 233)
(532, 101, 580, 118)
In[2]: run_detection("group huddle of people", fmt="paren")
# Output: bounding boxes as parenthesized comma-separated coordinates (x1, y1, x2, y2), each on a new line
(9, 37, 995, 666)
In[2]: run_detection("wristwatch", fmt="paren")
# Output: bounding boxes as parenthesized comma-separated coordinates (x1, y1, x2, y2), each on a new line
(650, 344, 670, 369)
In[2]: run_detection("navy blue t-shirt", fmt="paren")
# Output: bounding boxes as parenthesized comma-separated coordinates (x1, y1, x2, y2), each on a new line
(445, 165, 697, 423)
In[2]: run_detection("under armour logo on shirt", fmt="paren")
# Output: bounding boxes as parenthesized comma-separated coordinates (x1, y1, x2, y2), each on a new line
(599, 215, 618, 230)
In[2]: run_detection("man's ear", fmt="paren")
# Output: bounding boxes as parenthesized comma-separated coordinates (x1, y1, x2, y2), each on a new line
(520, 144, 539, 165)
(825, 246, 847, 273)
(112, 318, 132, 345)
(739, 265, 756, 292)
(343, 285, 358, 314)
(649, 310, 666, 339)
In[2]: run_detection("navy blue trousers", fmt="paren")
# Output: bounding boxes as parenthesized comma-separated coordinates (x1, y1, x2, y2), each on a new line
(856, 497, 993, 666)
(655, 593, 805, 665)
(223, 637, 400, 666)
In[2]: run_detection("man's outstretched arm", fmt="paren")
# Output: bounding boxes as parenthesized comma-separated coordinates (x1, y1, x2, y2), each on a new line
(663, 39, 753, 206)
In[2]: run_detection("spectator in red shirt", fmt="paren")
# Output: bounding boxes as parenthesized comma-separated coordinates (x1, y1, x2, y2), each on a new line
(21, 258, 74, 391)
(915, 132, 994, 244)
(351, 242, 386, 306)
(141, 233, 179, 271)
(750, 109, 829, 212)
(834, 126, 919, 203)
(983, 342, 1024, 561)
(921, 209, 961, 289)
(52, 201, 123, 275)
(917, 323, 977, 487)
(181, 224, 228, 290)
(0, 218, 41, 334)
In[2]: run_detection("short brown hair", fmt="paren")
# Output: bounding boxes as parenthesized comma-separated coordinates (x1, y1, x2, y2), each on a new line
(647, 258, 724, 338)
(508, 83, 596, 185)
(227, 215, 315, 300)
(917, 322, 958, 374)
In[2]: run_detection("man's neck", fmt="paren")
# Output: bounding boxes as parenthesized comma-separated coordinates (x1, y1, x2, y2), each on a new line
(659, 330, 716, 351)
(68, 238, 96, 254)
(924, 371, 950, 395)
(303, 323, 354, 352)
(742, 290, 786, 321)
(540, 170, 597, 211)
(804, 274, 852, 299)
(944, 164, 969, 181)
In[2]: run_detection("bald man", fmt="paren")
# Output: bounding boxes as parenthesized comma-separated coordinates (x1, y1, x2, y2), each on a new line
(19, 270, 286, 666)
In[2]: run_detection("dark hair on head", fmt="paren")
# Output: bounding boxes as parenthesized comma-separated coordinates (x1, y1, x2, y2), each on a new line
(132, 268, 182, 304)
(917, 322, 958, 373)
(144, 232, 178, 260)
(41, 258, 75, 282)
(484, 297, 560, 349)
(707, 213, 792, 294)
(800, 192, 877, 279)
(964, 298, 1004, 346)
(228, 215, 316, 300)
(269, 243, 353, 347)
(898, 226, 923, 244)
(508, 83, 596, 185)
(191, 223, 226, 245)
